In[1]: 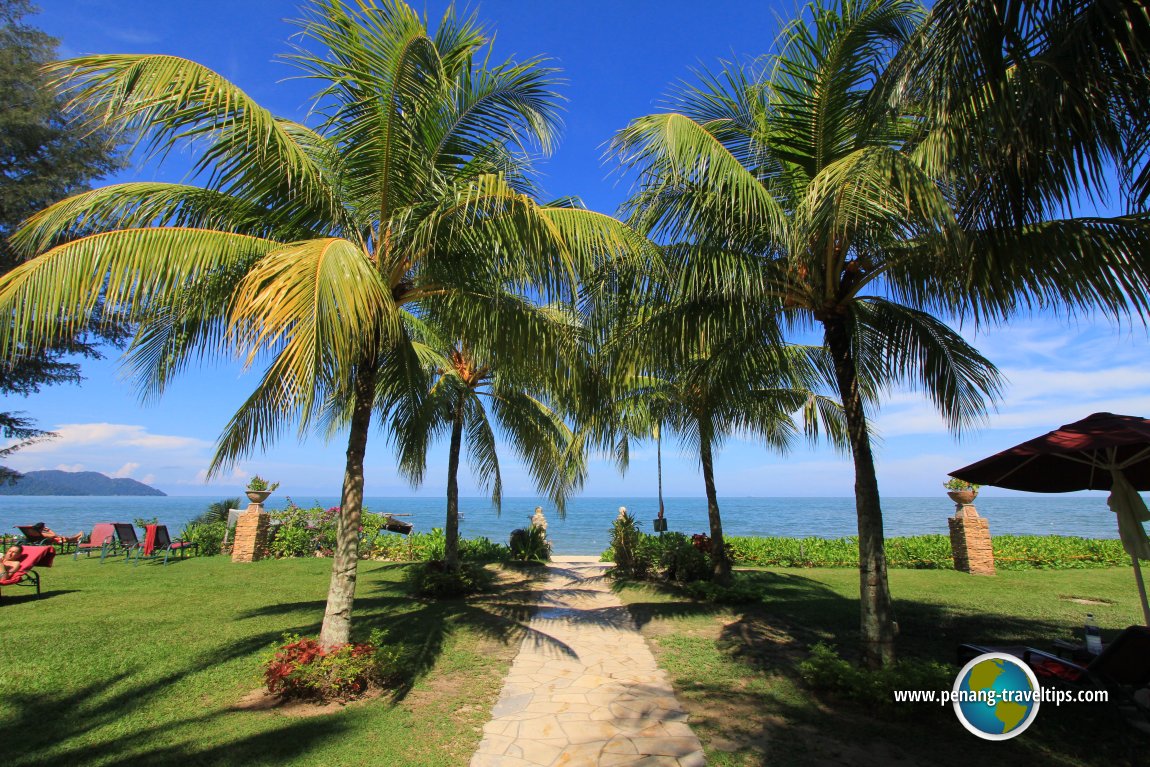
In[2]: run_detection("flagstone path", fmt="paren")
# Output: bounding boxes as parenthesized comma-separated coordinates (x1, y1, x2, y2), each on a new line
(470, 557, 705, 767)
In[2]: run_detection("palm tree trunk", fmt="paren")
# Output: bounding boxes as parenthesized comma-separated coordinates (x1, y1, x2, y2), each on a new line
(319, 364, 377, 648)
(699, 431, 731, 585)
(824, 317, 895, 668)
(656, 422, 665, 519)
(444, 398, 465, 571)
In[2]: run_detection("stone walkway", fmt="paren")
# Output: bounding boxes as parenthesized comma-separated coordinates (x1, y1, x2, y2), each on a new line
(470, 558, 705, 767)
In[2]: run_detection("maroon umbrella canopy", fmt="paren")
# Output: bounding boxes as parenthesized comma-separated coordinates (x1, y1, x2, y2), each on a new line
(950, 412, 1150, 493)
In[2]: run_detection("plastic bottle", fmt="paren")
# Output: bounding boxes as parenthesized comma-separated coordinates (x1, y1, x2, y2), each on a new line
(1084, 613, 1102, 655)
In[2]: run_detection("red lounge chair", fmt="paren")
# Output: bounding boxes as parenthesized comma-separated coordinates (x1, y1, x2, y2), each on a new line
(134, 524, 199, 565)
(74, 523, 118, 561)
(0, 545, 55, 599)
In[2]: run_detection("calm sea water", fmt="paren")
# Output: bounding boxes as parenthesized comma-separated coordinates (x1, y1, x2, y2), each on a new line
(0, 495, 1134, 555)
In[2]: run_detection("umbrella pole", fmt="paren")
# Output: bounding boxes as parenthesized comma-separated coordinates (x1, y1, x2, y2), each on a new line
(1132, 556, 1150, 627)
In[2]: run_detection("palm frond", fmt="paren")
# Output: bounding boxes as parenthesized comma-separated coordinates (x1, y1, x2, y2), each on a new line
(850, 297, 1003, 434)
(47, 54, 340, 223)
(0, 227, 280, 358)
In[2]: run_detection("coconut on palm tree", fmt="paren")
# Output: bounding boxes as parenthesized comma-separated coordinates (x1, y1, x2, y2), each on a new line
(0, 0, 645, 646)
(613, 0, 1150, 665)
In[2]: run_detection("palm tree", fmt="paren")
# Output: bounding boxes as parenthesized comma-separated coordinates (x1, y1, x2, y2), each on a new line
(583, 247, 846, 584)
(0, 0, 643, 646)
(612, 0, 1150, 666)
(891, 0, 1150, 228)
(390, 305, 585, 570)
(610, 332, 845, 584)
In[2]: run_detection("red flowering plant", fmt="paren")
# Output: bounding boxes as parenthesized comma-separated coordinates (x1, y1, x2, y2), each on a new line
(690, 533, 733, 565)
(263, 632, 406, 701)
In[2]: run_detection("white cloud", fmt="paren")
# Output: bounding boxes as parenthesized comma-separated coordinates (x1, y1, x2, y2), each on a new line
(185, 465, 250, 486)
(15, 423, 209, 454)
(2, 423, 217, 495)
(111, 462, 140, 479)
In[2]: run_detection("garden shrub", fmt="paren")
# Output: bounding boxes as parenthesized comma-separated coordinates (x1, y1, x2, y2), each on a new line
(270, 525, 315, 558)
(605, 527, 717, 583)
(372, 531, 510, 563)
(406, 560, 494, 598)
(179, 500, 241, 556)
(799, 642, 953, 713)
(180, 520, 228, 556)
(657, 534, 710, 583)
(608, 512, 654, 579)
(263, 633, 386, 702)
(263, 501, 391, 558)
(509, 526, 551, 563)
(461, 536, 511, 563)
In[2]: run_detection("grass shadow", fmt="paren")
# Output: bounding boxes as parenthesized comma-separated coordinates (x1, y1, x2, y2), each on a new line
(2, 663, 349, 767)
(0, 588, 81, 605)
(615, 568, 1150, 767)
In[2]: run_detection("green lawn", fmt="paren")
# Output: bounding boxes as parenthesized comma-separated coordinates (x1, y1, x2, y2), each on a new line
(615, 567, 1150, 767)
(6, 554, 1149, 766)
(0, 554, 538, 767)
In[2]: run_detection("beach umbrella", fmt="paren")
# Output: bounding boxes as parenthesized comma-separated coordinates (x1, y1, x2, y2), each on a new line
(950, 412, 1150, 626)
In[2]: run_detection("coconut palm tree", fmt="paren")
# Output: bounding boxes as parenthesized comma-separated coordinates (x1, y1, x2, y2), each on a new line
(0, 0, 644, 646)
(612, 0, 1150, 666)
(389, 304, 585, 570)
(891, 0, 1150, 229)
(603, 303, 847, 584)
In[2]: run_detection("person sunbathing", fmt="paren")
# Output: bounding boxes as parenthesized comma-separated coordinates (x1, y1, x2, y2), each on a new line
(30, 522, 82, 545)
(1, 544, 23, 577)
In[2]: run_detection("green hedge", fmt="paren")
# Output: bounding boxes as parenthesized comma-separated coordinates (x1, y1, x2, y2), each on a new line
(371, 529, 510, 563)
(600, 534, 1128, 571)
(723, 534, 1128, 570)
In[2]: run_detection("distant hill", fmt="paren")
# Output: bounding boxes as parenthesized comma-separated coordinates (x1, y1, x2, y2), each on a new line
(0, 470, 166, 496)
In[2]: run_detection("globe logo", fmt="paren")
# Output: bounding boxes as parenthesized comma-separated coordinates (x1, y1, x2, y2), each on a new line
(952, 653, 1041, 740)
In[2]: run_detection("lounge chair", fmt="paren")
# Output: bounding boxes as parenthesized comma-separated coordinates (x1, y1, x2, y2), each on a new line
(959, 625, 1150, 721)
(108, 523, 143, 563)
(15, 525, 53, 545)
(0, 545, 55, 599)
(15, 524, 79, 553)
(134, 524, 198, 565)
(74, 523, 118, 561)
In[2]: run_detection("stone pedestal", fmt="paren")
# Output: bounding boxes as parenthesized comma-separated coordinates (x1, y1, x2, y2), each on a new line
(948, 503, 995, 575)
(231, 503, 270, 563)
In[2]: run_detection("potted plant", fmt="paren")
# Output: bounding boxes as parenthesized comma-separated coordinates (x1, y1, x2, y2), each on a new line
(246, 475, 280, 504)
(944, 477, 980, 505)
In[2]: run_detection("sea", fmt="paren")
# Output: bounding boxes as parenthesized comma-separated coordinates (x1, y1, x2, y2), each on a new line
(0, 495, 1133, 556)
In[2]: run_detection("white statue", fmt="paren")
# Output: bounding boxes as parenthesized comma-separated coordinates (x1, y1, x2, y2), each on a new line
(531, 505, 548, 532)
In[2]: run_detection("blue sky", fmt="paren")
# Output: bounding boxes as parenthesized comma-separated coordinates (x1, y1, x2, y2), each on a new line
(10, 0, 1150, 498)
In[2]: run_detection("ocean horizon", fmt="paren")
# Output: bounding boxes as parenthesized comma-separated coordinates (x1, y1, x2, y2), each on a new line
(0, 494, 1135, 556)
